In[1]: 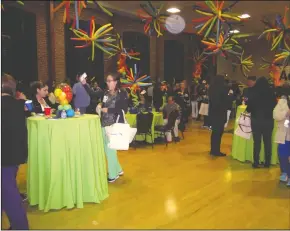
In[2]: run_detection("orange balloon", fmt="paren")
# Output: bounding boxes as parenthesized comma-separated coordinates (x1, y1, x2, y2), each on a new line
(58, 92, 66, 101)
(60, 99, 68, 105)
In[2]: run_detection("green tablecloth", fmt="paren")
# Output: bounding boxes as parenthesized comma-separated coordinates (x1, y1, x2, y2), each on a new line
(27, 114, 109, 212)
(231, 105, 278, 164)
(126, 112, 164, 143)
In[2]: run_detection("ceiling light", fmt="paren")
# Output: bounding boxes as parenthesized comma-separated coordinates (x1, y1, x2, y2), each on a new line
(229, 30, 240, 34)
(238, 14, 251, 19)
(166, 8, 180, 13)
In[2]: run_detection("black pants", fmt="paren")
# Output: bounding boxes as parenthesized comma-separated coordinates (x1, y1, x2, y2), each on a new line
(210, 121, 224, 154)
(203, 115, 210, 127)
(251, 119, 274, 165)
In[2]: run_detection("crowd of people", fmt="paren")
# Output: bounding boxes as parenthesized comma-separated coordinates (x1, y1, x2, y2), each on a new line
(2, 71, 290, 229)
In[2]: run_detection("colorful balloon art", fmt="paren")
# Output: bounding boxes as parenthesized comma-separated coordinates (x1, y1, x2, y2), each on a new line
(232, 50, 254, 77)
(192, 1, 245, 42)
(70, 16, 117, 61)
(137, 1, 168, 37)
(54, 83, 73, 106)
(112, 34, 141, 76)
(53, 1, 113, 29)
(259, 5, 290, 86)
(190, 50, 208, 79)
(258, 7, 290, 51)
(120, 64, 152, 92)
(201, 32, 243, 58)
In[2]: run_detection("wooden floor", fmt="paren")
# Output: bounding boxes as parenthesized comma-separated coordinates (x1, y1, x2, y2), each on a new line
(3, 120, 290, 229)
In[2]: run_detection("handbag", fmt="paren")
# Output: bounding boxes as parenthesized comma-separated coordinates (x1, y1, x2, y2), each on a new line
(199, 102, 209, 116)
(234, 112, 252, 139)
(105, 110, 137, 150)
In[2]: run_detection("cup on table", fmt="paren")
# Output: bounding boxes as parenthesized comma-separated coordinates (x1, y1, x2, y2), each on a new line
(25, 100, 34, 112)
(44, 107, 52, 117)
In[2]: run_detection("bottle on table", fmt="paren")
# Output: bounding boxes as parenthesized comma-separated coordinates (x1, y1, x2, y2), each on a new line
(75, 108, 81, 116)
(61, 110, 67, 119)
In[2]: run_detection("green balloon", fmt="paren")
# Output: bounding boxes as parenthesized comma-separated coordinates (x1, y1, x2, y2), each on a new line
(58, 105, 64, 110)
(63, 104, 71, 110)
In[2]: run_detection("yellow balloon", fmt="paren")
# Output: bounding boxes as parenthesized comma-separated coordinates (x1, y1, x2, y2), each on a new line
(54, 88, 62, 98)
(58, 92, 66, 101)
(60, 99, 68, 105)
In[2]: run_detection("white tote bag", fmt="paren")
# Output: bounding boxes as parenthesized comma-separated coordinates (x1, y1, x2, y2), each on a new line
(199, 103, 209, 116)
(234, 112, 252, 140)
(105, 110, 137, 150)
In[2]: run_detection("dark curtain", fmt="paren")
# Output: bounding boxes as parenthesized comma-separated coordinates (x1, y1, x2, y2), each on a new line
(1, 6, 37, 87)
(122, 31, 150, 76)
(65, 20, 104, 86)
(164, 40, 184, 83)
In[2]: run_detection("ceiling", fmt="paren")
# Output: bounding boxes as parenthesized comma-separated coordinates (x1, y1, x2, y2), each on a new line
(101, 1, 289, 35)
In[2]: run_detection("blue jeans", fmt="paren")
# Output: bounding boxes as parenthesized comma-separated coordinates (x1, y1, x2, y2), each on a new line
(1, 166, 29, 230)
(278, 141, 290, 176)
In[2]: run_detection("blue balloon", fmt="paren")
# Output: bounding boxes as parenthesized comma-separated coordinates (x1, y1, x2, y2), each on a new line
(66, 109, 75, 117)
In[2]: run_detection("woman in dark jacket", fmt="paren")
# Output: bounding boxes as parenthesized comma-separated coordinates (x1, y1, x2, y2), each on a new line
(30, 81, 56, 114)
(97, 73, 128, 183)
(209, 75, 228, 156)
(247, 76, 277, 168)
(1, 74, 29, 230)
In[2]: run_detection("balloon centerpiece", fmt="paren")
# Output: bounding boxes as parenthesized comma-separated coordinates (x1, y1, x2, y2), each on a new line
(54, 83, 75, 118)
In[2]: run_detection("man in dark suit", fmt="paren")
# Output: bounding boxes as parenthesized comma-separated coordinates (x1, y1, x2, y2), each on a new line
(242, 76, 256, 104)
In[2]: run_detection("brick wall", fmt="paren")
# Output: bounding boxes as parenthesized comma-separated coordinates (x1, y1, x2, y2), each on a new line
(19, 1, 198, 84)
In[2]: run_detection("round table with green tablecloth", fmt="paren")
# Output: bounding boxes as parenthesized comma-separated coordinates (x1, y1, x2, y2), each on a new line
(231, 105, 278, 164)
(26, 114, 109, 212)
(125, 112, 164, 143)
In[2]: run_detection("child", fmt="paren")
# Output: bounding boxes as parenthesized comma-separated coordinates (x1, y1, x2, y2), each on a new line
(273, 96, 290, 186)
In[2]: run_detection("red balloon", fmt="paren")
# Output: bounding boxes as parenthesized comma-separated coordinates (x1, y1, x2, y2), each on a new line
(62, 85, 71, 94)
(66, 92, 73, 102)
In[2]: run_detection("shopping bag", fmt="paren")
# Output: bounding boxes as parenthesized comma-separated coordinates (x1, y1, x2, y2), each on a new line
(234, 112, 252, 139)
(199, 103, 209, 116)
(105, 110, 137, 150)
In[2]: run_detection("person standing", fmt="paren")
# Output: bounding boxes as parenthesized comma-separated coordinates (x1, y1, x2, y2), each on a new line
(147, 83, 154, 106)
(163, 96, 181, 142)
(72, 73, 91, 114)
(1, 74, 29, 230)
(30, 81, 56, 114)
(190, 80, 199, 119)
(273, 95, 290, 185)
(209, 75, 228, 156)
(242, 76, 256, 104)
(176, 81, 191, 124)
(97, 73, 128, 183)
(247, 76, 277, 168)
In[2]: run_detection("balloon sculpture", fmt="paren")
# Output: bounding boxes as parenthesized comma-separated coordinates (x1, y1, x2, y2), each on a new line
(258, 7, 290, 51)
(259, 6, 290, 86)
(192, 1, 255, 78)
(54, 83, 75, 118)
(105, 33, 140, 76)
(192, 1, 244, 41)
(52, 1, 113, 29)
(137, 1, 168, 37)
(190, 50, 207, 79)
(232, 50, 254, 77)
(121, 64, 152, 108)
(120, 64, 152, 90)
(70, 16, 118, 61)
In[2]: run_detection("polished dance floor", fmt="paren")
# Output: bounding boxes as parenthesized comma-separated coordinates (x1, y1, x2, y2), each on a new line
(2, 120, 289, 229)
